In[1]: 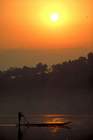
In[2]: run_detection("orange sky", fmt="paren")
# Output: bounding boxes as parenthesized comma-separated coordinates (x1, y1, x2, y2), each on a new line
(1, 0, 93, 49)
(0, 0, 93, 69)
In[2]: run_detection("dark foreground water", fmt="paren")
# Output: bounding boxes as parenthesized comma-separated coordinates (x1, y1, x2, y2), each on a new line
(0, 114, 93, 140)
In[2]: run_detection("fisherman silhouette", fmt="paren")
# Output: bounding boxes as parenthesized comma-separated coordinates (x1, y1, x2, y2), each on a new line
(18, 112, 24, 127)
(18, 112, 30, 128)
(17, 112, 30, 140)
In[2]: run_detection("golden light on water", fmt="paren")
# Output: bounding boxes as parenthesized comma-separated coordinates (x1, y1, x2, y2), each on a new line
(49, 126, 62, 134)
(45, 118, 64, 134)
(43, 117, 64, 134)
(46, 118, 64, 124)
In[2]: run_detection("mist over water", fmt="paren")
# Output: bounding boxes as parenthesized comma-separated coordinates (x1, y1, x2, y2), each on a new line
(0, 89, 93, 114)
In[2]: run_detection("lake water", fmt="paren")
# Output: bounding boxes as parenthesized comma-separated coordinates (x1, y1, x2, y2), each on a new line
(0, 114, 93, 140)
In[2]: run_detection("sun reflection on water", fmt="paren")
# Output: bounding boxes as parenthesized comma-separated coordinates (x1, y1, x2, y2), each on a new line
(46, 117, 64, 124)
(45, 117, 65, 134)
(48, 126, 62, 134)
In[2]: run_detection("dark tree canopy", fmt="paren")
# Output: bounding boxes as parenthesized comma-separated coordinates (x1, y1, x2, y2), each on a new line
(0, 52, 93, 91)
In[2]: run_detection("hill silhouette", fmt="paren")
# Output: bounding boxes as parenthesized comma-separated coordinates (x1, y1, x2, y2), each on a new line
(0, 52, 93, 92)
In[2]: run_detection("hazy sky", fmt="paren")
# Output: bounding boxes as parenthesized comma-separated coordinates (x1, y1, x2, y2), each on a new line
(0, 0, 93, 69)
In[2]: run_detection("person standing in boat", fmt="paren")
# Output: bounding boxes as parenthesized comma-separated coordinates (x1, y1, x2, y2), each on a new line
(18, 112, 24, 127)
(18, 112, 30, 127)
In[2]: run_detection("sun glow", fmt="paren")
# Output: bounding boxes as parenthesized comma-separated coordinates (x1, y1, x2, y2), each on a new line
(2, 0, 92, 49)
(51, 13, 59, 22)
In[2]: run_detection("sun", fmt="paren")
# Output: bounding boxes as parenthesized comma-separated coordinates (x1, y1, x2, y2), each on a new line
(50, 13, 59, 22)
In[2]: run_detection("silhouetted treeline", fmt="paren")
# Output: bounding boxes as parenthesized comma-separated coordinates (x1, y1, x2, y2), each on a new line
(0, 52, 93, 91)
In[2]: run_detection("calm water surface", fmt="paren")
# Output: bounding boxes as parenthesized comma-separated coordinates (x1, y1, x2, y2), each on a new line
(0, 114, 93, 140)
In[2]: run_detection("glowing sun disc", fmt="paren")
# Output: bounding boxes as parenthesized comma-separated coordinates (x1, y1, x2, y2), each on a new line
(51, 13, 59, 22)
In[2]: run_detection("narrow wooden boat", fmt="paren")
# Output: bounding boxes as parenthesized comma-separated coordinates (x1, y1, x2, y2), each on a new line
(19, 121, 72, 127)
